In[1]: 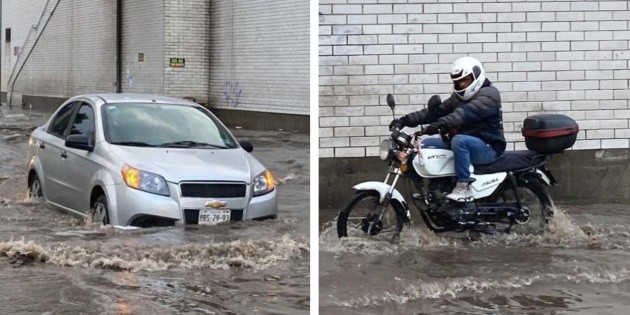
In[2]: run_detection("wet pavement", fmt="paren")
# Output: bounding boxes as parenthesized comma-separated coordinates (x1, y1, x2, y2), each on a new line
(0, 108, 309, 314)
(320, 201, 630, 314)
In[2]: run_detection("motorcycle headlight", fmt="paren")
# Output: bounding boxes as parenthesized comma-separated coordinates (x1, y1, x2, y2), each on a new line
(121, 164, 170, 196)
(379, 139, 393, 161)
(253, 170, 275, 196)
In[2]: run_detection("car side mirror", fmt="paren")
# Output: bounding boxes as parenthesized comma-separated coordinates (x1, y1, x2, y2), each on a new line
(240, 141, 253, 152)
(65, 134, 94, 152)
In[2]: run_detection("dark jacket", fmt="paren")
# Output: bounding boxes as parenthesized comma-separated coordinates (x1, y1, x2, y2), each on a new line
(402, 79, 506, 155)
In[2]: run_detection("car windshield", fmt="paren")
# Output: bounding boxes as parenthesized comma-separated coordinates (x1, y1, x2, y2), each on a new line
(103, 103, 238, 149)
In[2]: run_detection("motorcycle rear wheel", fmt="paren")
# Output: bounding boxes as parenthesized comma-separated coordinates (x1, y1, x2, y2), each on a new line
(337, 190, 405, 238)
(490, 178, 553, 234)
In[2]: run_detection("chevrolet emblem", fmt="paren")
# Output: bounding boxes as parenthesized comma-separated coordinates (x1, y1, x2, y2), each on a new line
(205, 200, 227, 209)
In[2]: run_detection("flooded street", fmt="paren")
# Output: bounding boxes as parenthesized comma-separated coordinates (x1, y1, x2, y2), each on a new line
(0, 109, 309, 314)
(320, 203, 630, 314)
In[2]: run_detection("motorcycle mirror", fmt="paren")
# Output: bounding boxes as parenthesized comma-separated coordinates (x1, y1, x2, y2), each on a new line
(428, 94, 441, 109)
(386, 93, 396, 118)
(386, 94, 396, 110)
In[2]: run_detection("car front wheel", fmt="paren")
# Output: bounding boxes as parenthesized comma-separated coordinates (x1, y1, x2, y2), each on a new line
(28, 173, 43, 199)
(91, 195, 110, 226)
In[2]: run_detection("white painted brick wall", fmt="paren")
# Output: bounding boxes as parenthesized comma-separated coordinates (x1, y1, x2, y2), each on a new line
(164, 0, 210, 104)
(208, 0, 309, 115)
(121, 0, 165, 95)
(12, 0, 117, 100)
(319, 0, 630, 157)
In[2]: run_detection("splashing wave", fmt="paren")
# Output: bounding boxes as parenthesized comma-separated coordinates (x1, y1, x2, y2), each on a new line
(321, 206, 630, 254)
(0, 235, 308, 271)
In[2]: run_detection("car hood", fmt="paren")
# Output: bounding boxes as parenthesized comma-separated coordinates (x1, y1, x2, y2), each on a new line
(106, 145, 266, 183)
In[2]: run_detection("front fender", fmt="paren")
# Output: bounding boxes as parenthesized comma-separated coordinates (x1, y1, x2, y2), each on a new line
(27, 155, 45, 193)
(90, 169, 119, 225)
(353, 181, 407, 205)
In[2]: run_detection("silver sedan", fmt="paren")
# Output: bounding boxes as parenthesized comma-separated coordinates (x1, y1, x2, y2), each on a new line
(26, 94, 278, 227)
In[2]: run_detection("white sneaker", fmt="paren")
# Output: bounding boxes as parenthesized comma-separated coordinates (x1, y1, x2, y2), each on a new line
(446, 182, 473, 202)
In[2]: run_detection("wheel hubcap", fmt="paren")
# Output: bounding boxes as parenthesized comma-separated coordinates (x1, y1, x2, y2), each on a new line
(361, 215, 383, 235)
(515, 207, 531, 224)
(30, 180, 41, 198)
(93, 203, 106, 225)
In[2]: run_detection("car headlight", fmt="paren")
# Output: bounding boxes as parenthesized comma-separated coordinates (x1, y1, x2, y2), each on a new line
(253, 170, 275, 196)
(121, 164, 170, 196)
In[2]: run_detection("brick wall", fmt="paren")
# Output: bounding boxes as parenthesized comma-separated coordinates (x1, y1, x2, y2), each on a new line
(164, 0, 210, 104)
(208, 0, 310, 115)
(121, 0, 165, 95)
(319, 0, 630, 158)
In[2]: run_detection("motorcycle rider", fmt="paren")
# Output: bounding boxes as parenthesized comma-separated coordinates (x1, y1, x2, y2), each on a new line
(389, 56, 506, 202)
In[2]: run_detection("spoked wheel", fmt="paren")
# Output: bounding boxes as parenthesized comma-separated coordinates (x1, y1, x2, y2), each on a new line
(490, 178, 553, 234)
(337, 190, 405, 238)
(91, 195, 110, 226)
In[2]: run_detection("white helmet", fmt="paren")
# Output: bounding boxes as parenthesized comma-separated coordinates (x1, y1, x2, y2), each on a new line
(450, 56, 486, 100)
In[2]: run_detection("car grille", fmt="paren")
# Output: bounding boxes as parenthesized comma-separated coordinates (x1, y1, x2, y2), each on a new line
(184, 209, 244, 224)
(180, 183, 247, 198)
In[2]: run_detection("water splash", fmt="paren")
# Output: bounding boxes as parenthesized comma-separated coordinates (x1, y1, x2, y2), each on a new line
(0, 239, 49, 263)
(338, 267, 630, 307)
(321, 206, 630, 254)
(0, 236, 308, 271)
(320, 220, 459, 255)
(473, 207, 630, 250)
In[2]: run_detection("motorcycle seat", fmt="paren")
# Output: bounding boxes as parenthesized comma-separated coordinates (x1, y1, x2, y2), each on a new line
(473, 150, 547, 175)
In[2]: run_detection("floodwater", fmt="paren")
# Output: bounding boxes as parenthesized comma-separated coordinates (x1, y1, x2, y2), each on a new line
(320, 198, 630, 314)
(0, 109, 309, 314)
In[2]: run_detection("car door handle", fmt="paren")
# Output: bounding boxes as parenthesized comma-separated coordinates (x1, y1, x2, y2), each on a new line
(60, 151, 67, 158)
(39, 142, 45, 149)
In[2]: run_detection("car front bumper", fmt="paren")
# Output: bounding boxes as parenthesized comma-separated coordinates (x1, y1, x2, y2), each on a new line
(110, 182, 278, 226)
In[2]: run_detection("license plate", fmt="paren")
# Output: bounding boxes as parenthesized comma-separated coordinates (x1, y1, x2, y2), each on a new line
(198, 209, 231, 225)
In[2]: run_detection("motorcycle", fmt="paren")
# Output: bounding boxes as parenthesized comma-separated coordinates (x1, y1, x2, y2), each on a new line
(337, 94, 579, 240)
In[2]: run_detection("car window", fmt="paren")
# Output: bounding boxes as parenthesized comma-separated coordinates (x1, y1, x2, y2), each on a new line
(69, 104, 95, 143)
(48, 102, 78, 139)
(103, 103, 238, 148)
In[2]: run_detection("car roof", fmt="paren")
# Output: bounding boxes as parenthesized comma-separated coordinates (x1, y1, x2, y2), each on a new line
(75, 93, 199, 107)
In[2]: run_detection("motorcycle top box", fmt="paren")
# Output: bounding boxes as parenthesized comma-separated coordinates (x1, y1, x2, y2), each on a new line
(521, 114, 579, 154)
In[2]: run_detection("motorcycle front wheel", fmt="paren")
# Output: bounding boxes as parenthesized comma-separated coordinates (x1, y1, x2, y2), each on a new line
(337, 190, 405, 238)
(490, 178, 554, 234)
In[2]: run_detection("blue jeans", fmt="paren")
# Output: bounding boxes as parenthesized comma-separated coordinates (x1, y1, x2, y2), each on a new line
(422, 135, 498, 182)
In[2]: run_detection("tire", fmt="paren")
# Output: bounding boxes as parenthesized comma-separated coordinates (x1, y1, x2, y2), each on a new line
(28, 173, 43, 199)
(337, 190, 405, 238)
(490, 177, 553, 234)
(91, 195, 110, 226)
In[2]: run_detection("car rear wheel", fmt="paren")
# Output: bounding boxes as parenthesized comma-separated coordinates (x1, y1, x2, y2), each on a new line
(91, 195, 110, 226)
(28, 174, 43, 199)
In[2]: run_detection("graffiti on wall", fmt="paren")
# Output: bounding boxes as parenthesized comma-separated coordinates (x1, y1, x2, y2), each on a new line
(222, 81, 242, 107)
(126, 69, 134, 87)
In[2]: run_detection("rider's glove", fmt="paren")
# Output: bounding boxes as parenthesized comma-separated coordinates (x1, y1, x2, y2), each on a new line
(388, 117, 407, 131)
(425, 121, 446, 135)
